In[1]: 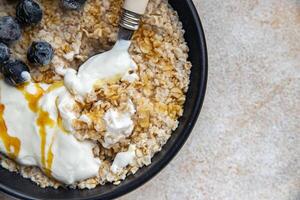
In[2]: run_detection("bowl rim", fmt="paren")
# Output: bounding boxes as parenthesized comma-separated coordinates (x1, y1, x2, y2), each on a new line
(0, 0, 208, 199)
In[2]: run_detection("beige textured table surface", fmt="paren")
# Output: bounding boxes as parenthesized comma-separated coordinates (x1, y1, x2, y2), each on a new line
(1, 0, 300, 200)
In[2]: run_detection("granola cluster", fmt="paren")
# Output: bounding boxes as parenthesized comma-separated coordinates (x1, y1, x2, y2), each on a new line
(0, 0, 191, 189)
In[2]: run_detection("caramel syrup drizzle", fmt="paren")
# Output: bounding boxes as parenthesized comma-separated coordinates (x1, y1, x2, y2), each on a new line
(55, 97, 68, 133)
(0, 104, 21, 159)
(36, 109, 55, 174)
(16, 82, 63, 176)
(45, 135, 55, 177)
(18, 83, 44, 113)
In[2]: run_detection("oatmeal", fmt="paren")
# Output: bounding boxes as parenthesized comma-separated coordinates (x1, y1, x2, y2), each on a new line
(0, 0, 191, 189)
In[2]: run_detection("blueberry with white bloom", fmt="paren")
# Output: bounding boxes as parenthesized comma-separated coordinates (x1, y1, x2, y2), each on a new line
(2, 59, 31, 86)
(62, 0, 86, 10)
(0, 43, 10, 64)
(27, 41, 54, 66)
(16, 0, 43, 25)
(0, 16, 21, 44)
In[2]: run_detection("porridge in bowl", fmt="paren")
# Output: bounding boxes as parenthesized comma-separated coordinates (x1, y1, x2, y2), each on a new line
(0, 0, 191, 189)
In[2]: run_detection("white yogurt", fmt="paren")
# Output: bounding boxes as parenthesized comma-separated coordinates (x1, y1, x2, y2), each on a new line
(21, 71, 32, 82)
(102, 100, 136, 148)
(0, 81, 101, 184)
(0, 40, 139, 185)
(122, 72, 139, 83)
(64, 40, 138, 100)
(56, 89, 78, 132)
(111, 145, 136, 174)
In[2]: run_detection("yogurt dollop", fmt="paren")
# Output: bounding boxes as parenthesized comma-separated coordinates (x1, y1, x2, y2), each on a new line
(0, 81, 101, 184)
(111, 144, 136, 174)
(102, 100, 136, 148)
(64, 40, 138, 100)
(0, 40, 138, 185)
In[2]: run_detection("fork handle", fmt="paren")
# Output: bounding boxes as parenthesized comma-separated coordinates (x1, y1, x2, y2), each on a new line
(119, 0, 149, 31)
(123, 0, 149, 15)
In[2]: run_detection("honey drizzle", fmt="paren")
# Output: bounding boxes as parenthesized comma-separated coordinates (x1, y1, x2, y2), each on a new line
(94, 74, 123, 89)
(55, 97, 68, 133)
(45, 81, 63, 93)
(0, 104, 21, 159)
(18, 83, 44, 113)
(36, 109, 55, 173)
(57, 111, 68, 133)
(17, 82, 64, 177)
(45, 137, 54, 177)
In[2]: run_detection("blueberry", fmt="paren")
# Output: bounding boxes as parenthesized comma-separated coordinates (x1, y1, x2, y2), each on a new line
(0, 16, 21, 45)
(0, 43, 10, 64)
(27, 41, 54, 66)
(62, 0, 86, 10)
(16, 0, 43, 25)
(2, 59, 30, 86)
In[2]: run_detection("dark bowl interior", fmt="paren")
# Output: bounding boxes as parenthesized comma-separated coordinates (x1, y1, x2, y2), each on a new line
(0, 0, 207, 199)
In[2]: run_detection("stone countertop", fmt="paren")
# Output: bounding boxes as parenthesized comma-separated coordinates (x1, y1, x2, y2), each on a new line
(121, 0, 300, 199)
(1, 0, 299, 199)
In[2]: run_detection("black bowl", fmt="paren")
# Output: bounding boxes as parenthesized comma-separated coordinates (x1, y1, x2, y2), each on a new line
(0, 0, 207, 199)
